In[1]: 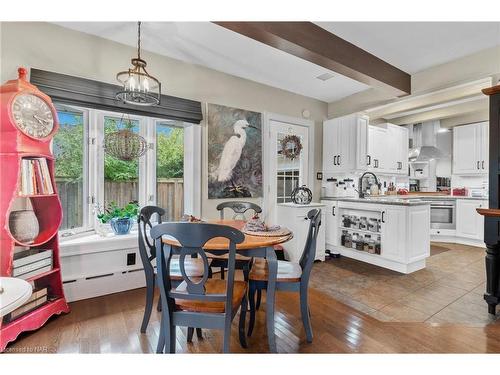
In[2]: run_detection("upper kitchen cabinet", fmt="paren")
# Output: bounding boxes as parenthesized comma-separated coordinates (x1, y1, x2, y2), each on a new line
(367, 123, 408, 175)
(453, 122, 488, 175)
(322, 113, 369, 174)
(390, 124, 409, 175)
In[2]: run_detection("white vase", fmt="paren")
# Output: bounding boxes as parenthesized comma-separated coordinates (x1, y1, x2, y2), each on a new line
(9, 210, 39, 243)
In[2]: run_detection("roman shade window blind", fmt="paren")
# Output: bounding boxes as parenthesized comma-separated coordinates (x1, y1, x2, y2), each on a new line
(30, 68, 203, 124)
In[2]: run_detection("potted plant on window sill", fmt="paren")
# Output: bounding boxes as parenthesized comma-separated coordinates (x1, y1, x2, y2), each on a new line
(95, 201, 139, 235)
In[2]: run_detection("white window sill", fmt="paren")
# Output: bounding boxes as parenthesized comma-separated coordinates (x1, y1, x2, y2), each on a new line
(59, 230, 139, 257)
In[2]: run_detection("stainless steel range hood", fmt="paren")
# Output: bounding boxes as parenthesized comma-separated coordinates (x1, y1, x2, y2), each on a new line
(408, 120, 447, 162)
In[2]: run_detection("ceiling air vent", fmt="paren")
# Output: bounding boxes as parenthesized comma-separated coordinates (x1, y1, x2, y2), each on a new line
(316, 72, 335, 81)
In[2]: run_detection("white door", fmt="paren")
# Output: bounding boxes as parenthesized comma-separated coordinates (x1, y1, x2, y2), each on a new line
(381, 206, 406, 261)
(479, 122, 489, 173)
(322, 119, 336, 173)
(453, 124, 478, 174)
(268, 120, 309, 223)
(368, 126, 386, 171)
(456, 199, 487, 240)
(321, 200, 338, 246)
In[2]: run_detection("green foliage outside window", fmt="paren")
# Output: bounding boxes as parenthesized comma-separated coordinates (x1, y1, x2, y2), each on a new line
(157, 126, 184, 178)
(54, 115, 184, 181)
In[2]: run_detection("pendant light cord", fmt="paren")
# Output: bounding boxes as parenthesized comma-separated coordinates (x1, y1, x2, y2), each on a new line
(137, 21, 141, 60)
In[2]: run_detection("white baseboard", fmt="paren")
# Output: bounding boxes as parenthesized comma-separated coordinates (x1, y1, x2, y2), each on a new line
(63, 269, 146, 302)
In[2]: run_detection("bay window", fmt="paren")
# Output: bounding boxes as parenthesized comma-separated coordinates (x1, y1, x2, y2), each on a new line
(53, 105, 195, 237)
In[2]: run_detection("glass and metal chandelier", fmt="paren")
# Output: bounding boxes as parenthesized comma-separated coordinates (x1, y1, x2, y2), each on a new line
(116, 22, 161, 106)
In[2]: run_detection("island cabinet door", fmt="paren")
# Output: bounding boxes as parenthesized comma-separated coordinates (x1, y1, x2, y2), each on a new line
(321, 200, 338, 246)
(380, 206, 407, 262)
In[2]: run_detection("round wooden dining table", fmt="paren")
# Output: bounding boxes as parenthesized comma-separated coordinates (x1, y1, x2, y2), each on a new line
(162, 219, 293, 353)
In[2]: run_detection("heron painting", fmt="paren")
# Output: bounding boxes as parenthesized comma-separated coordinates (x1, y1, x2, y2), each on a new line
(207, 104, 262, 199)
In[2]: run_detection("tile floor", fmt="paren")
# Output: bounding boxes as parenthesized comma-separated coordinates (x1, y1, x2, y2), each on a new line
(309, 242, 499, 325)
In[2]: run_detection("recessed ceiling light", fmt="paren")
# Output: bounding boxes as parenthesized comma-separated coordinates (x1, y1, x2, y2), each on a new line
(316, 72, 335, 81)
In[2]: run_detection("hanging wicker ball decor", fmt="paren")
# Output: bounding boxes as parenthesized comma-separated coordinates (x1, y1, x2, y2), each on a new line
(104, 114, 147, 161)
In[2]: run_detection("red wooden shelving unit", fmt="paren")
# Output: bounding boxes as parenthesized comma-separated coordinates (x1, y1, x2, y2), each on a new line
(0, 68, 70, 351)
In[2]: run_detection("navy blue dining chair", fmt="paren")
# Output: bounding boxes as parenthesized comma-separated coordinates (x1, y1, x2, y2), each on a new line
(247, 208, 321, 343)
(138, 206, 209, 342)
(152, 222, 248, 353)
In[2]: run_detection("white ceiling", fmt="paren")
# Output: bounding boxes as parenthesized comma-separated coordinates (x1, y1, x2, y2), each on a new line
(316, 22, 500, 74)
(54, 22, 500, 103)
(53, 22, 369, 103)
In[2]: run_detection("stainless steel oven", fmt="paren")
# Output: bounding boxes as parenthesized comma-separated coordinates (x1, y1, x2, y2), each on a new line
(429, 200, 456, 230)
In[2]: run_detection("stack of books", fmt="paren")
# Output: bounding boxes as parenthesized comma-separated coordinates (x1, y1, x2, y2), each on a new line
(19, 157, 54, 195)
(12, 248, 53, 280)
(3, 287, 49, 323)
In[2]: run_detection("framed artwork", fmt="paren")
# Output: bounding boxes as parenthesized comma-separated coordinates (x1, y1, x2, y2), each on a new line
(207, 103, 262, 199)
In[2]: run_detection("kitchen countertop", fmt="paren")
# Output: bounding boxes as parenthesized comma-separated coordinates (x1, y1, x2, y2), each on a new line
(321, 196, 431, 206)
(321, 194, 488, 206)
(399, 195, 488, 200)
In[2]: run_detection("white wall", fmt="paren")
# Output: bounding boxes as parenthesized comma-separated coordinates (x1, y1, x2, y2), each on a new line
(436, 131, 452, 177)
(327, 45, 500, 119)
(0, 22, 328, 219)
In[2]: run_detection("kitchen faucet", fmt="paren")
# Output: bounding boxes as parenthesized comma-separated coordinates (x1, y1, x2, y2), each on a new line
(358, 172, 380, 198)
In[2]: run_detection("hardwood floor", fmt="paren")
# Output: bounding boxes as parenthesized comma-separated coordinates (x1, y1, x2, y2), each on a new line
(310, 242, 495, 324)
(5, 284, 500, 353)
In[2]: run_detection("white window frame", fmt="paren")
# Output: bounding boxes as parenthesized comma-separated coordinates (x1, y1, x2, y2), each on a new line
(54, 103, 92, 236)
(55, 104, 201, 237)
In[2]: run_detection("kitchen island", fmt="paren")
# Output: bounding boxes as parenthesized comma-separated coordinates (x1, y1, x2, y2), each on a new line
(321, 197, 430, 274)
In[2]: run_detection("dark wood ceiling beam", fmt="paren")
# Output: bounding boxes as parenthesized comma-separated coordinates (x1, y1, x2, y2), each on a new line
(214, 22, 411, 97)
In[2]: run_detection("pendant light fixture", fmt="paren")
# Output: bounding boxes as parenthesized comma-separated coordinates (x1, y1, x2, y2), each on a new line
(116, 22, 161, 106)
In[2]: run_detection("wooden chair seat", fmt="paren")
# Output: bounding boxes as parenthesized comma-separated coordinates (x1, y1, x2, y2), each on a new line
(249, 258, 302, 282)
(154, 258, 212, 281)
(174, 279, 247, 313)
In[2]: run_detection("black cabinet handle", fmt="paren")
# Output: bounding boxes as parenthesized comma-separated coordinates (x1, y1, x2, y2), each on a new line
(381, 211, 385, 223)
(477, 161, 480, 169)
(332, 206, 336, 216)
(367, 155, 371, 166)
(333, 155, 337, 165)
(482, 161, 485, 169)
(338, 155, 341, 165)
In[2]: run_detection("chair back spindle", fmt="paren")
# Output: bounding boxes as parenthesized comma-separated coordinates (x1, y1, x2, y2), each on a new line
(298, 209, 322, 283)
(151, 223, 245, 309)
(216, 201, 262, 220)
(138, 206, 165, 270)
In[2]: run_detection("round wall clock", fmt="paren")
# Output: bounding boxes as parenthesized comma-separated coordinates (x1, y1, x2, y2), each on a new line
(11, 93, 55, 139)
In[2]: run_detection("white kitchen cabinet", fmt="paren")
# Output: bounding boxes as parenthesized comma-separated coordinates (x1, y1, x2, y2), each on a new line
(322, 113, 369, 174)
(324, 200, 430, 273)
(367, 125, 387, 172)
(380, 206, 407, 262)
(453, 122, 488, 175)
(389, 124, 409, 175)
(321, 199, 339, 247)
(276, 203, 326, 262)
(367, 123, 408, 175)
(456, 199, 488, 241)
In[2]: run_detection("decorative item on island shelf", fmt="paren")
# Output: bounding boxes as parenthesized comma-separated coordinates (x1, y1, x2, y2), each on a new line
(280, 134, 303, 160)
(0, 67, 70, 352)
(291, 185, 313, 205)
(95, 201, 139, 235)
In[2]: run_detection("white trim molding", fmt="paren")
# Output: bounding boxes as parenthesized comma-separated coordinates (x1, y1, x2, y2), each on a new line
(263, 112, 315, 220)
